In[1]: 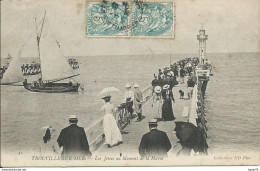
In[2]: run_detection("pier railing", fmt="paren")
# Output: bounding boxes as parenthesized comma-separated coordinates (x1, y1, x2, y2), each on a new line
(85, 85, 153, 152)
(187, 75, 209, 155)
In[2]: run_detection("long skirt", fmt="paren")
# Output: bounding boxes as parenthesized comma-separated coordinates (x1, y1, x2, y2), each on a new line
(103, 113, 122, 146)
(162, 99, 176, 121)
(126, 100, 133, 114)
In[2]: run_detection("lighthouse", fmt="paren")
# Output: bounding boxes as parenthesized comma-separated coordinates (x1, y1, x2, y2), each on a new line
(197, 29, 208, 64)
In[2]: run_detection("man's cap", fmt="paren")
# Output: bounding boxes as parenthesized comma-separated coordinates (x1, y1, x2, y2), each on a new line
(133, 83, 139, 88)
(69, 115, 78, 120)
(149, 119, 158, 126)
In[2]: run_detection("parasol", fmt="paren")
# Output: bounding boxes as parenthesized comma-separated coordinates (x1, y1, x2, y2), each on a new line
(174, 121, 205, 153)
(98, 87, 121, 96)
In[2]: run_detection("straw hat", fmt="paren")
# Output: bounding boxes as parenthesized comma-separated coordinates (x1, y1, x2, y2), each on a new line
(154, 86, 162, 93)
(163, 84, 170, 90)
(69, 114, 78, 120)
(133, 83, 139, 88)
(149, 119, 158, 126)
(125, 83, 131, 88)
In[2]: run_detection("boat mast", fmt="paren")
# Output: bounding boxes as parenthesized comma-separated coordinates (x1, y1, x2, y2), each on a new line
(35, 11, 46, 80)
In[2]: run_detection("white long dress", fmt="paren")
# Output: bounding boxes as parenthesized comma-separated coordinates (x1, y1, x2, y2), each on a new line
(101, 102, 122, 146)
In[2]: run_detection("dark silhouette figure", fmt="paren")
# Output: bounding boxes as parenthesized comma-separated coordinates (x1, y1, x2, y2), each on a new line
(57, 115, 92, 157)
(139, 119, 171, 157)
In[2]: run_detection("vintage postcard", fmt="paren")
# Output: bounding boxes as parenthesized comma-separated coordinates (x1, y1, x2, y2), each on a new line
(1, 0, 260, 167)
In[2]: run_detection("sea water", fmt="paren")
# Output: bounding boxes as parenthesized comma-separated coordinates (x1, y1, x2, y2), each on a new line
(1, 53, 260, 155)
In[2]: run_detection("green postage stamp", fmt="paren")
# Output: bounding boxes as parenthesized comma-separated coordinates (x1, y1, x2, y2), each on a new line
(86, 0, 175, 38)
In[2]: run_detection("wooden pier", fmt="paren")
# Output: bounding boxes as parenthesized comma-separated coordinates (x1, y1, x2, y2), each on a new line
(92, 76, 196, 157)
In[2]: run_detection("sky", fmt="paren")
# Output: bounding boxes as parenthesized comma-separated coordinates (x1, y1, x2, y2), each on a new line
(1, 0, 260, 58)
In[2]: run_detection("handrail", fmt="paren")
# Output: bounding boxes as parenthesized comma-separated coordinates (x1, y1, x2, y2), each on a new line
(85, 85, 153, 152)
(187, 75, 209, 155)
(188, 85, 198, 126)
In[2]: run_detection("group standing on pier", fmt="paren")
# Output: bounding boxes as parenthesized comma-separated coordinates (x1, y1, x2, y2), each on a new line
(150, 57, 200, 121)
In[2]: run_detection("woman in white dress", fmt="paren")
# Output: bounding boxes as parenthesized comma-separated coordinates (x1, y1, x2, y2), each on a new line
(100, 95, 123, 148)
(39, 126, 61, 156)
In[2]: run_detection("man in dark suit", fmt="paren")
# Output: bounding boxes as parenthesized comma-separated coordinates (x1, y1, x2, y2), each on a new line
(57, 115, 92, 157)
(139, 119, 172, 157)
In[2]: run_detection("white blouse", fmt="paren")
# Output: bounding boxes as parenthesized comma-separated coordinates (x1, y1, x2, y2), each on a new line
(100, 102, 115, 114)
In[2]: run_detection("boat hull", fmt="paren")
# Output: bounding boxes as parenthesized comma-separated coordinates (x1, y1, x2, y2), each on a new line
(23, 82, 80, 93)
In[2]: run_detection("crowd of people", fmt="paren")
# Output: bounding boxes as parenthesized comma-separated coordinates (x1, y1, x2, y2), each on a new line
(150, 57, 200, 121)
(68, 58, 80, 69)
(0, 65, 8, 79)
(38, 83, 144, 157)
(21, 63, 41, 76)
(0, 58, 80, 79)
(21, 59, 79, 76)
(38, 57, 204, 158)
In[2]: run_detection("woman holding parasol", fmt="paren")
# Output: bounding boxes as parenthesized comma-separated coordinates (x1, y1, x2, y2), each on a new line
(99, 87, 123, 148)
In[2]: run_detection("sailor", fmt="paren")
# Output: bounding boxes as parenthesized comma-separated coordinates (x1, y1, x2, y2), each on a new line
(38, 78, 43, 87)
(138, 119, 172, 157)
(24, 64, 29, 75)
(36, 63, 40, 74)
(29, 64, 33, 75)
(57, 115, 92, 157)
(21, 64, 25, 74)
(133, 83, 143, 122)
(124, 83, 134, 119)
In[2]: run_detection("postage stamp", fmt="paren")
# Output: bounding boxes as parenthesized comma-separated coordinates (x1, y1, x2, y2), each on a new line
(86, 1, 130, 36)
(86, 0, 175, 38)
(131, 2, 174, 37)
